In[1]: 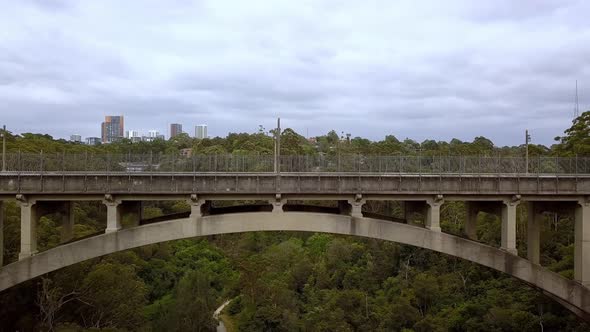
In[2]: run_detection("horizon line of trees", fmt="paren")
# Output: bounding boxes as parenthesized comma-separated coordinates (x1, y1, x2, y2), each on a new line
(2, 110, 590, 158)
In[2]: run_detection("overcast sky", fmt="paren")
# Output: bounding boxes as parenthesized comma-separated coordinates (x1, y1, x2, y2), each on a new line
(1, 0, 589, 146)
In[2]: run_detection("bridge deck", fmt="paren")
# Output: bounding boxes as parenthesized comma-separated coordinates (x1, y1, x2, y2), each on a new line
(1, 172, 589, 196)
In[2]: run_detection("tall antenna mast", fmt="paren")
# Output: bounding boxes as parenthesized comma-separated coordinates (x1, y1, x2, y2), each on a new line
(575, 80, 580, 118)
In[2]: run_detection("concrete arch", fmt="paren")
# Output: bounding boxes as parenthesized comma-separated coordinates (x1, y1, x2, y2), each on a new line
(1, 212, 590, 319)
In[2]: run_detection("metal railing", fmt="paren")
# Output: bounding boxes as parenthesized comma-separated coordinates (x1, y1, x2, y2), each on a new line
(1, 153, 589, 175)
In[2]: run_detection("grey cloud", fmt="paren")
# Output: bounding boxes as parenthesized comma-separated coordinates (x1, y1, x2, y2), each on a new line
(0, 0, 589, 145)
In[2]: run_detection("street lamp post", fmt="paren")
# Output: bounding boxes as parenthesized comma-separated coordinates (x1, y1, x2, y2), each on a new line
(1, 125, 6, 172)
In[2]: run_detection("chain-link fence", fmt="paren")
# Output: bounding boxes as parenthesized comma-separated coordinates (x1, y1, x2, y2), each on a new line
(2, 153, 590, 174)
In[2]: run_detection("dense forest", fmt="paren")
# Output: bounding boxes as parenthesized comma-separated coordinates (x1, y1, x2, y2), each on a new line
(1, 112, 590, 331)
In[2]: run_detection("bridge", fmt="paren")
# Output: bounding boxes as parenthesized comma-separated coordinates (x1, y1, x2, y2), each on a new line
(1, 153, 590, 320)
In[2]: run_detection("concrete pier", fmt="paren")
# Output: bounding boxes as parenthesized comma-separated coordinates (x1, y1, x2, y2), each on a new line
(501, 198, 519, 255)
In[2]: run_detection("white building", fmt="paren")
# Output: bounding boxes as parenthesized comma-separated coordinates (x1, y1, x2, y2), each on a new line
(125, 130, 140, 139)
(85, 137, 101, 145)
(195, 124, 208, 139)
(70, 134, 82, 143)
(148, 130, 159, 138)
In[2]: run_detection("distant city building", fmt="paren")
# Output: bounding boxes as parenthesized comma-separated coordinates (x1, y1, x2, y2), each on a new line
(85, 137, 101, 145)
(141, 132, 165, 142)
(125, 130, 140, 139)
(170, 123, 182, 138)
(101, 115, 124, 143)
(70, 134, 82, 143)
(195, 124, 207, 139)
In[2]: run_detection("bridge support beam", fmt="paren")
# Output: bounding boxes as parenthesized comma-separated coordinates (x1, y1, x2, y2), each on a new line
(103, 196, 121, 233)
(465, 202, 478, 240)
(575, 200, 590, 287)
(425, 196, 444, 232)
(0, 201, 3, 266)
(501, 197, 519, 255)
(527, 202, 542, 264)
(18, 197, 38, 260)
(60, 202, 75, 243)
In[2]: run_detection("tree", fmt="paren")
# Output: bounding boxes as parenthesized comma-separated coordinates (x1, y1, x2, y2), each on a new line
(171, 270, 218, 331)
(37, 277, 82, 332)
(79, 262, 147, 329)
(555, 111, 590, 155)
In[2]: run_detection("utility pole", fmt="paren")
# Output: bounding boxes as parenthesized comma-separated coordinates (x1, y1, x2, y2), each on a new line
(1, 125, 6, 172)
(525, 129, 531, 174)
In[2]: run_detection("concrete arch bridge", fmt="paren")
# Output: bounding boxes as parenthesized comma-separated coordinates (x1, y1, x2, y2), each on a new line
(1, 165, 590, 320)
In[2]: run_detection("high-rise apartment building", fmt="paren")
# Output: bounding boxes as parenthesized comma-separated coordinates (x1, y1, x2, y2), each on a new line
(170, 123, 182, 138)
(70, 134, 82, 143)
(148, 130, 159, 138)
(195, 124, 208, 139)
(101, 116, 124, 143)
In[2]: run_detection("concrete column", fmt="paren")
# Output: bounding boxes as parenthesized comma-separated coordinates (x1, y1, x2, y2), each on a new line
(188, 195, 204, 236)
(465, 202, 478, 240)
(103, 199, 121, 233)
(575, 200, 590, 287)
(348, 199, 364, 218)
(527, 202, 542, 264)
(425, 196, 444, 232)
(501, 198, 519, 255)
(0, 201, 3, 266)
(269, 194, 284, 213)
(60, 202, 75, 243)
(188, 195, 203, 220)
(18, 199, 38, 260)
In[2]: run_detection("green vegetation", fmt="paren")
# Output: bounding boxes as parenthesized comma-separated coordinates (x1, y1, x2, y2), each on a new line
(1, 112, 590, 331)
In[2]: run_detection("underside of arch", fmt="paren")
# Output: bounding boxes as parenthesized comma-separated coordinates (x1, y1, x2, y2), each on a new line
(1, 212, 590, 320)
